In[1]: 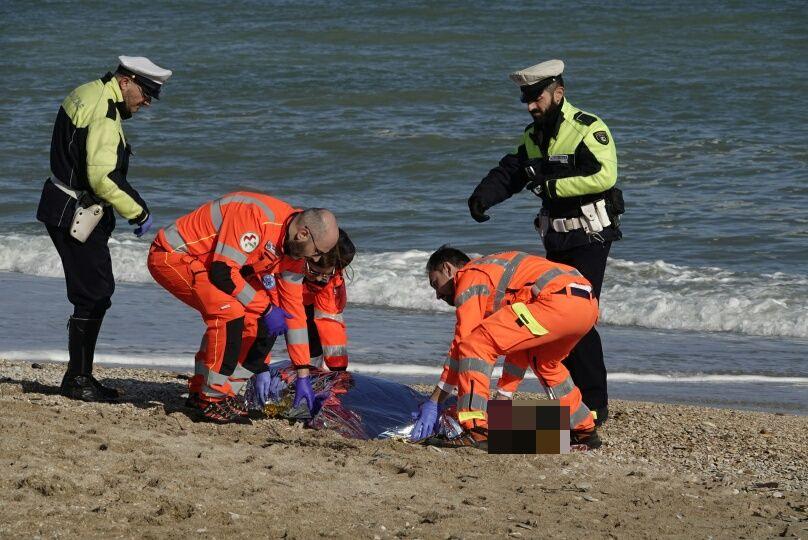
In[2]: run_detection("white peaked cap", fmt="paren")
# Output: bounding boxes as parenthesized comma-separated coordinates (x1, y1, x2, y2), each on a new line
(118, 55, 172, 84)
(509, 59, 565, 87)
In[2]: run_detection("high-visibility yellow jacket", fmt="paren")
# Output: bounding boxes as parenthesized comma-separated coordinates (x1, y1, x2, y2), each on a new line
(471, 99, 622, 251)
(37, 72, 148, 230)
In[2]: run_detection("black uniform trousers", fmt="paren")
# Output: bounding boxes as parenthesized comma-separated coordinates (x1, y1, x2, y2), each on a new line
(46, 224, 114, 319)
(546, 240, 610, 414)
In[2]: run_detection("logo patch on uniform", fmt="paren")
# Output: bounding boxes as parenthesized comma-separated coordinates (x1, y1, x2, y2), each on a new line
(264, 241, 277, 256)
(548, 154, 569, 164)
(593, 131, 609, 145)
(240, 232, 260, 253)
(261, 274, 276, 290)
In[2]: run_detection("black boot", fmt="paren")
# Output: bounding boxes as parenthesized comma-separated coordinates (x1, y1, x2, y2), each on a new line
(60, 317, 119, 402)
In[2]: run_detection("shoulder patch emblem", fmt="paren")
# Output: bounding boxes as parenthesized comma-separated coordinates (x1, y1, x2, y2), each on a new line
(573, 111, 597, 126)
(593, 131, 609, 145)
(240, 232, 260, 253)
(261, 274, 276, 290)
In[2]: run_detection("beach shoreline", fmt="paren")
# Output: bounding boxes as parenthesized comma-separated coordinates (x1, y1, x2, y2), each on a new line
(0, 358, 805, 538)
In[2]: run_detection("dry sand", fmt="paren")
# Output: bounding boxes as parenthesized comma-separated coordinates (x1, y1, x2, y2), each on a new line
(0, 358, 805, 539)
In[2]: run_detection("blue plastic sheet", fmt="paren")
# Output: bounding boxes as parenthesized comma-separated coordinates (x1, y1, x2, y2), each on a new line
(246, 361, 461, 440)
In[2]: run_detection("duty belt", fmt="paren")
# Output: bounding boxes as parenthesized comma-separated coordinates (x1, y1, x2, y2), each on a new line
(541, 198, 612, 234)
(49, 177, 110, 207)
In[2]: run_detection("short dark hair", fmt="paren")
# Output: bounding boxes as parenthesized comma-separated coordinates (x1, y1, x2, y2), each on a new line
(426, 245, 470, 272)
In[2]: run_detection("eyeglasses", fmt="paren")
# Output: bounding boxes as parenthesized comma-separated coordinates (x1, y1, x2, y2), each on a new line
(305, 260, 335, 280)
(304, 225, 327, 258)
(138, 83, 152, 104)
(130, 77, 152, 105)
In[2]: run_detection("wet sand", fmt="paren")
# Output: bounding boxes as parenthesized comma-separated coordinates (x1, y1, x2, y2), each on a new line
(0, 358, 805, 539)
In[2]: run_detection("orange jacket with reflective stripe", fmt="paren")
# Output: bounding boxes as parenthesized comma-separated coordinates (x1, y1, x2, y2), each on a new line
(304, 272, 348, 365)
(154, 191, 311, 366)
(439, 251, 589, 388)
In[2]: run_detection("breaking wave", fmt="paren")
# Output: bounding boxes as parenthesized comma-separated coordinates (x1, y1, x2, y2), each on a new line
(1, 234, 806, 338)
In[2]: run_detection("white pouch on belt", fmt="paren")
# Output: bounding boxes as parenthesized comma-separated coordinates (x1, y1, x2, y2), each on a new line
(70, 202, 105, 242)
(50, 178, 105, 243)
(594, 199, 611, 228)
(580, 203, 604, 233)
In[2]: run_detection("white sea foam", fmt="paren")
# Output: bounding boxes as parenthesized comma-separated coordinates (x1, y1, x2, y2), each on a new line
(2, 235, 806, 338)
(4, 350, 806, 385)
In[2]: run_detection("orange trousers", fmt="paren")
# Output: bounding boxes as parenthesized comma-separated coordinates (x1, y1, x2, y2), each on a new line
(456, 286, 598, 431)
(147, 246, 270, 401)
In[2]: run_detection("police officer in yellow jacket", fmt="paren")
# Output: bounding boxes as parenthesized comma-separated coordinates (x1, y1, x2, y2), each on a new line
(36, 56, 172, 401)
(467, 59, 624, 424)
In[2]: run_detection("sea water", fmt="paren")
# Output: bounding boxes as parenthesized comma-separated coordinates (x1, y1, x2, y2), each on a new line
(1, 1, 805, 413)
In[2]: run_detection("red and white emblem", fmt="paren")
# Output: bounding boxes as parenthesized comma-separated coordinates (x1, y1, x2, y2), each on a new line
(240, 232, 260, 253)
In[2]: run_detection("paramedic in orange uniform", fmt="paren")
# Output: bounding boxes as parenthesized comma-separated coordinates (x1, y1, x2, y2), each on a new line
(411, 245, 601, 449)
(303, 229, 355, 371)
(147, 192, 338, 423)
(249, 229, 357, 407)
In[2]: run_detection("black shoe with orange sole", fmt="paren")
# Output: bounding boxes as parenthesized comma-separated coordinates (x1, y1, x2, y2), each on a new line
(223, 396, 250, 418)
(185, 394, 251, 424)
(423, 427, 488, 450)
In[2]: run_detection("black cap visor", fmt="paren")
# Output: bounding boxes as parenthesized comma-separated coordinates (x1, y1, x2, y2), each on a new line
(116, 65, 162, 100)
(519, 76, 558, 103)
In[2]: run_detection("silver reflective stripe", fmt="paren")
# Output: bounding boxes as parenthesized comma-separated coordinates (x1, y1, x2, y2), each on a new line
(231, 364, 254, 379)
(280, 271, 304, 284)
(229, 380, 247, 395)
(198, 335, 208, 354)
(215, 194, 276, 223)
(502, 362, 527, 379)
(471, 257, 510, 268)
(313, 309, 344, 323)
(493, 252, 528, 309)
(550, 376, 576, 398)
(286, 328, 309, 345)
(163, 222, 189, 253)
(570, 402, 592, 428)
(236, 283, 257, 305)
(457, 357, 493, 378)
(310, 355, 324, 368)
(446, 357, 459, 373)
(323, 345, 348, 357)
(210, 198, 223, 230)
(201, 386, 227, 398)
(458, 393, 488, 411)
(437, 380, 456, 393)
(215, 243, 248, 265)
(454, 284, 491, 308)
(198, 365, 229, 386)
(495, 388, 514, 398)
(531, 267, 584, 296)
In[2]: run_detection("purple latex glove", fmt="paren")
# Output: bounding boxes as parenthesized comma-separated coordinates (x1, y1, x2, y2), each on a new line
(410, 400, 439, 441)
(292, 375, 315, 412)
(134, 214, 153, 237)
(262, 305, 293, 337)
(253, 370, 285, 406)
(310, 392, 330, 417)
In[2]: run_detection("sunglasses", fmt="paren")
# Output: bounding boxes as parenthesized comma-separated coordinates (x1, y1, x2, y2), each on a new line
(305, 260, 335, 280)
